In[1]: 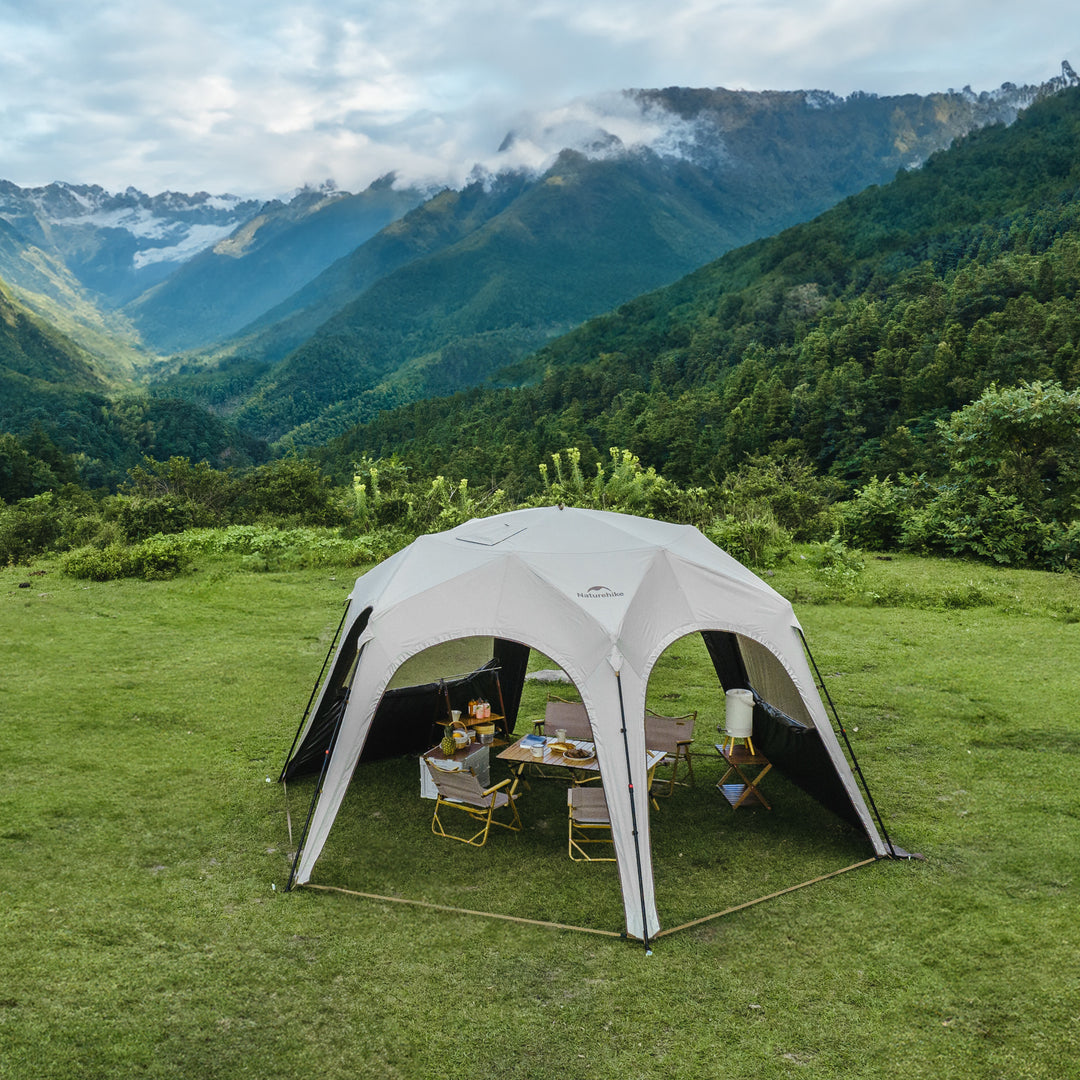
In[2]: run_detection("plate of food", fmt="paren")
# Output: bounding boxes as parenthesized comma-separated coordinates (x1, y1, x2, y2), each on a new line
(548, 741, 575, 754)
(561, 746, 596, 764)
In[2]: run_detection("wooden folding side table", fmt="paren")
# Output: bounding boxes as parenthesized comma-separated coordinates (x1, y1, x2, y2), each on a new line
(715, 742, 772, 809)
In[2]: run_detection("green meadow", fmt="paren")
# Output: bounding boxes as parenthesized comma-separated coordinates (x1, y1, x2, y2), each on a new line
(2, 552, 1078, 1079)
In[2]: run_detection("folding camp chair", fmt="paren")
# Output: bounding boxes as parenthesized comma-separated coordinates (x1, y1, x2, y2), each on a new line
(424, 760, 522, 847)
(536, 697, 593, 740)
(567, 786, 615, 861)
(644, 709, 697, 798)
(525, 697, 597, 782)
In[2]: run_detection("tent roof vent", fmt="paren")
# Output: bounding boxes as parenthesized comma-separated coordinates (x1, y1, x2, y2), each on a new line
(456, 522, 527, 547)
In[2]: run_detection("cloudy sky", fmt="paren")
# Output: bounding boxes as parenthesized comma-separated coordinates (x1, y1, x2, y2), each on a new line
(1, 0, 1076, 199)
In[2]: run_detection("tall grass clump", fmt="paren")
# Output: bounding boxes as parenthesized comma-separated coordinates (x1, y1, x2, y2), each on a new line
(60, 534, 191, 580)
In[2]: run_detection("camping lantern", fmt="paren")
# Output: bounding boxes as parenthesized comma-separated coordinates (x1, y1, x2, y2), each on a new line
(724, 688, 755, 754)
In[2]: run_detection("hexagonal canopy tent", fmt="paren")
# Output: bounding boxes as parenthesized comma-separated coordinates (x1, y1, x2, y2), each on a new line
(281, 506, 892, 942)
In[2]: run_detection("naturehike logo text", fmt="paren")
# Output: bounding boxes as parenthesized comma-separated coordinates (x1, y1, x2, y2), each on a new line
(577, 585, 624, 599)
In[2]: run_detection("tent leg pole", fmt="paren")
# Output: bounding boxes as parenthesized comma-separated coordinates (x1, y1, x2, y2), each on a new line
(615, 670, 652, 953)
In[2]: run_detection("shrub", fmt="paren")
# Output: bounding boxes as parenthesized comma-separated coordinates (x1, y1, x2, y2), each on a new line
(233, 458, 347, 526)
(900, 484, 1054, 566)
(936, 380, 1080, 523)
(719, 453, 846, 541)
(0, 493, 71, 564)
(528, 446, 715, 525)
(60, 535, 191, 581)
(130, 535, 191, 579)
(61, 544, 132, 581)
(801, 536, 865, 593)
(111, 493, 200, 541)
(170, 524, 406, 570)
(705, 507, 794, 569)
(123, 456, 237, 522)
(838, 474, 929, 550)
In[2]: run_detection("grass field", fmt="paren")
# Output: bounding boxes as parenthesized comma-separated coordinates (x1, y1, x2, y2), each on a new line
(2, 552, 1079, 1079)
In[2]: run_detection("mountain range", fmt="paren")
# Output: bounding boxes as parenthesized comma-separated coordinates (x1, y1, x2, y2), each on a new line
(321, 79, 1080, 493)
(1, 62, 1078, 482)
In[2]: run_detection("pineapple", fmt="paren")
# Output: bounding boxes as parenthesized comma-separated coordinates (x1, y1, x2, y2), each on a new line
(440, 730, 457, 756)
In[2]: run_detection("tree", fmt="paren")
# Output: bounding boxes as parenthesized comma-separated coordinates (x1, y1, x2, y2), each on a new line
(233, 457, 346, 525)
(898, 381, 1080, 566)
(719, 452, 847, 540)
(937, 380, 1080, 522)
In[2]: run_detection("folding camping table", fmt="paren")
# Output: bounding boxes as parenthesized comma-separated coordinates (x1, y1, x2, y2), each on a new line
(498, 735, 667, 804)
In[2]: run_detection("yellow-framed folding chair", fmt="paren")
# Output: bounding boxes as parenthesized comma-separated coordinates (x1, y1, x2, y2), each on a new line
(567, 785, 615, 861)
(425, 760, 522, 847)
(644, 709, 697, 798)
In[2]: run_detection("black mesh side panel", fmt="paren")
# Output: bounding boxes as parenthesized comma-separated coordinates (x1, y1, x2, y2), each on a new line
(700, 629, 861, 828)
(751, 698, 862, 827)
(358, 681, 446, 761)
(360, 659, 507, 763)
(701, 629, 749, 690)
(282, 691, 349, 780)
(493, 639, 530, 734)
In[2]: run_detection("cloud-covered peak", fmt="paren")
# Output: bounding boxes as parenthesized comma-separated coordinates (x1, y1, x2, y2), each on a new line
(476, 92, 723, 181)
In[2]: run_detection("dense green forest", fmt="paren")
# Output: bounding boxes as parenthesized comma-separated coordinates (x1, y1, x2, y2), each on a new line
(0, 274, 268, 489)
(175, 84, 1027, 446)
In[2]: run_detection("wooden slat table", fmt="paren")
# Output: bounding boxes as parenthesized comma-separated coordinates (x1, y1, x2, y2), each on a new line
(714, 742, 772, 809)
(498, 735, 666, 798)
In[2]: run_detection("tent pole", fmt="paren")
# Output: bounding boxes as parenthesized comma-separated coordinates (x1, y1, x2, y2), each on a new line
(278, 601, 349, 782)
(797, 628, 899, 857)
(614, 670, 652, 953)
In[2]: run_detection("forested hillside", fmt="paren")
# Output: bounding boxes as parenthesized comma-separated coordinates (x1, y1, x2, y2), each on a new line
(6, 81, 1080, 573)
(319, 86, 1080, 494)
(186, 82, 1053, 446)
(0, 280, 265, 492)
(3, 76, 1072, 472)
(0, 279, 109, 393)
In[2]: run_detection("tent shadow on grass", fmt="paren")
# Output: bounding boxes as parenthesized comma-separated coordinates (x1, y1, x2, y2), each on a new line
(286, 748, 873, 939)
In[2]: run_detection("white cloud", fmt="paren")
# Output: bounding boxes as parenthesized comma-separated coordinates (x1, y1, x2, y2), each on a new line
(0, 0, 1075, 198)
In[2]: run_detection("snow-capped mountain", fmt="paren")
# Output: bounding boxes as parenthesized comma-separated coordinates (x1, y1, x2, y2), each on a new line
(0, 174, 424, 362)
(0, 181, 270, 305)
(488, 62, 1080, 179)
